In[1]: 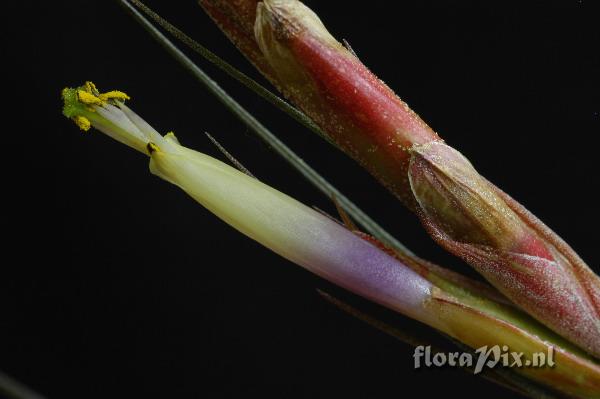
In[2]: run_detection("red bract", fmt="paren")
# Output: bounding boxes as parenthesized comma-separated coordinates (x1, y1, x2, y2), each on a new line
(254, 0, 441, 207)
(410, 141, 600, 357)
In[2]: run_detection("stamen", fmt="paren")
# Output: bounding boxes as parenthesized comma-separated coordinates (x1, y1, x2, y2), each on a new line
(147, 142, 160, 154)
(99, 90, 131, 102)
(76, 90, 104, 106)
(73, 115, 91, 131)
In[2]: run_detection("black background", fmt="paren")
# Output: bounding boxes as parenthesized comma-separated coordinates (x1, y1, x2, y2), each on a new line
(7, 0, 599, 398)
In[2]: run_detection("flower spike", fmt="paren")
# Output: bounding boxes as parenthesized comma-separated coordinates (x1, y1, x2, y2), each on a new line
(199, 0, 600, 357)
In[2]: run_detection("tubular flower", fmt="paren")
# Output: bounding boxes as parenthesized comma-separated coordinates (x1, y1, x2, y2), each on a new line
(63, 82, 600, 397)
(61, 82, 437, 328)
(200, 0, 600, 357)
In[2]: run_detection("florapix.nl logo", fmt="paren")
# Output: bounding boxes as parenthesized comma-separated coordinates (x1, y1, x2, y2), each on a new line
(413, 345, 555, 374)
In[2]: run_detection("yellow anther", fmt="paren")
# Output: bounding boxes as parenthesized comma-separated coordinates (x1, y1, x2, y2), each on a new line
(73, 115, 91, 131)
(75, 82, 130, 109)
(77, 90, 103, 106)
(84, 81, 99, 95)
(98, 90, 130, 102)
(147, 142, 161, 154)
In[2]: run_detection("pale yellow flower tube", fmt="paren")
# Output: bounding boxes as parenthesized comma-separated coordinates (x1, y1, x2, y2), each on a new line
(62, 82, 438, 330)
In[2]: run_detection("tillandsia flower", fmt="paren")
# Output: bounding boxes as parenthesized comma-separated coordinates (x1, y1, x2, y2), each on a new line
(61, 81, 437, 328)
(200, 0, 600, 357)
(63, 82, 600, 398)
